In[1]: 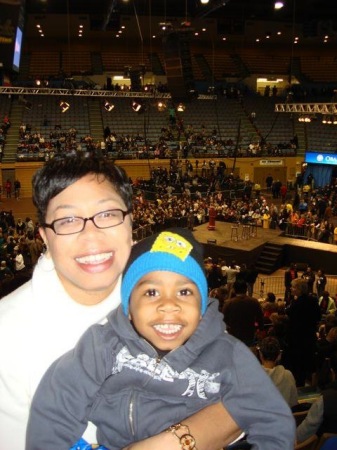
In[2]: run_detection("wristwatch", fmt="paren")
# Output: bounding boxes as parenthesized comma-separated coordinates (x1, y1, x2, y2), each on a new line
(166, 423, 197, 450)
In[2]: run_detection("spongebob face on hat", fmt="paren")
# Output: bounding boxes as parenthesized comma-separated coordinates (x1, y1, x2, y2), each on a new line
(121, 228, 208, 317)
(151, 231, 192, 261)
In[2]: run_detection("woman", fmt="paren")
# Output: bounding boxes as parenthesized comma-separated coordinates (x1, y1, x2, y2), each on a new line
(0, 156, 246, 450)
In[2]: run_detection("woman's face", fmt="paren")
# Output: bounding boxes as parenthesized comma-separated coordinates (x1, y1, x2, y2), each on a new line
(39, 174, 133, 305)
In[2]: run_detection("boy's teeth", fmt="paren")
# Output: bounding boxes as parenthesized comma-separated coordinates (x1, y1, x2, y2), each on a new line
(153, 324, 182, 334)
(76, 252, 112, 264)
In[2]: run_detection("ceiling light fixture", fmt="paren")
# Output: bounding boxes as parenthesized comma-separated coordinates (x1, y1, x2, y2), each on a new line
(132, 101, 142, 112)
(60, 101, 70, 113)
(157, 101, 167, 112)
(104, 101, 115, 112)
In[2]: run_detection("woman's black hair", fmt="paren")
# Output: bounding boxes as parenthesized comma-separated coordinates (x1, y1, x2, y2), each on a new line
(32, 155, 133, 224)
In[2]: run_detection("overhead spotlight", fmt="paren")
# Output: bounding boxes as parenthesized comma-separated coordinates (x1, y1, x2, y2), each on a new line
(35, 79, 41, 86)
(132, 101, 142, 112)
(177, 103, 186, 112)
(60, 101, 70, 113)
(200, 0, 209, 4)
(104, 101, 115, 112)
(322, 116, 327, 124)
(274, 1, 284, 9)
(298, 115, 312, 123)
(157, 101, 167, 112)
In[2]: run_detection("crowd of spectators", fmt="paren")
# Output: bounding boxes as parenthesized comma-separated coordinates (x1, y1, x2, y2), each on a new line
(278, 183, 337, 244)
(130, 162, 337, 247)
(15, 106, 299, 162)
(16, 124, 96, 161)
(203, 256, 337, 444)
(0, 211, 44, 298)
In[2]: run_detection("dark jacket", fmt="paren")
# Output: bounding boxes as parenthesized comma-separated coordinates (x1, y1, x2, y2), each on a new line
(27, 301, 295, 450)
(319, 385, 337, 435)
(286, 294, 321, 348)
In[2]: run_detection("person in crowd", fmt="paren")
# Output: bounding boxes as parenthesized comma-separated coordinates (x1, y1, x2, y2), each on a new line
(318, 291, 337, 316)
(266, 174, 273, 191)
(261, 292, 279, 320)
(223, 279, 264, 347)
(5, 179, 12, 198)
(296, 377, 337, 444)
(315, 326, 337, 377)
(258, 336, 298, 409)
(222, 260, 240, 298)
(14, 179, 21, 199)
(316, 269, 327, 298)
(27, 229, 295, 450)
(284, 278, 321, 386)
(267, 312, 290, 354)
(13, 245, 25, 273)
(284, 263, 298, 304)
(0, 259, 14, 282)
(209, 285, 229, 312)
(280, 184, 287, 203)
(245, 263, 259, 297)
(26, 231, 44, 267)
(15, 217, 26, 235)
(318, 315, 337, 342)
(206, 259, 224, 291)
(301, 265, 316, 294)
(0, 155, 255, 450)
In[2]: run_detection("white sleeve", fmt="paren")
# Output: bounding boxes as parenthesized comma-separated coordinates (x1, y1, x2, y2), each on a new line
(296, 397, 324, 443)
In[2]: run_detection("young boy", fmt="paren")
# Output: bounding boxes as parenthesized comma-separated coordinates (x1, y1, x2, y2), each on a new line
(258, 336, 298, 409)
(26, 228, 295, 450)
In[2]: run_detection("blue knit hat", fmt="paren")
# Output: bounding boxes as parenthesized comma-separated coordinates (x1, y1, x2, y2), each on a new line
(121, 228, 208, 316)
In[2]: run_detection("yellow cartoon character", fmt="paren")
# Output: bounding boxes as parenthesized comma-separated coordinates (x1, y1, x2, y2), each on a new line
(151, 231, 192, 261)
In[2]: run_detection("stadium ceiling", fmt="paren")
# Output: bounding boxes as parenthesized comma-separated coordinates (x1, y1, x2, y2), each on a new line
(25, 0, 336, 24)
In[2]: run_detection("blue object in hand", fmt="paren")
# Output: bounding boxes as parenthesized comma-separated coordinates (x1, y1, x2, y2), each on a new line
(70, 438, 110, 450)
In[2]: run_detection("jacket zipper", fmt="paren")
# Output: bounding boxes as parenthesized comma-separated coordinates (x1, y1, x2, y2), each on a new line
(128, 345, 161, 436)
(129, 393, 135, 437)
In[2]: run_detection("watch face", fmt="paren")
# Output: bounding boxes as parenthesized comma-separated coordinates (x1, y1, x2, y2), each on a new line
(180, 433, 196, 450)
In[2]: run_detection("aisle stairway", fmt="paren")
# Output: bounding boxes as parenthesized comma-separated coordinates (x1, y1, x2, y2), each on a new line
(255, 242, 284, 274)
(4, 99, 24, 163)
(88, 98, 103, 142)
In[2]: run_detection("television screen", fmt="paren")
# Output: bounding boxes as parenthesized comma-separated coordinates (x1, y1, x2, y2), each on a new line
(305, 152, 337, 166)
(13, 26, 22, 72)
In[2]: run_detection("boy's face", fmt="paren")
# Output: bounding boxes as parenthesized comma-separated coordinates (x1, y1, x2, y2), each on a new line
(129, 270, 202, 351)
(39, 174, 133, 305)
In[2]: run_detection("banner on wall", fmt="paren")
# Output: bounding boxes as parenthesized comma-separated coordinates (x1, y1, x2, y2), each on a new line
(305, 152, 337, 166)
(259, 159, 283, 166)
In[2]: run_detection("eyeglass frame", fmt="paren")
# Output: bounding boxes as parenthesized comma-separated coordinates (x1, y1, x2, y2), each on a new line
(42, 208, 132, 235)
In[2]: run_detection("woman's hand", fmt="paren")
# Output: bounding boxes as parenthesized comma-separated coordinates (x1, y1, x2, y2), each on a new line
(122, 402, 242, 450)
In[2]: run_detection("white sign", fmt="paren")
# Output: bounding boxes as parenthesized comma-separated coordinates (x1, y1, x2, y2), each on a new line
(259, 160, 283, 166)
